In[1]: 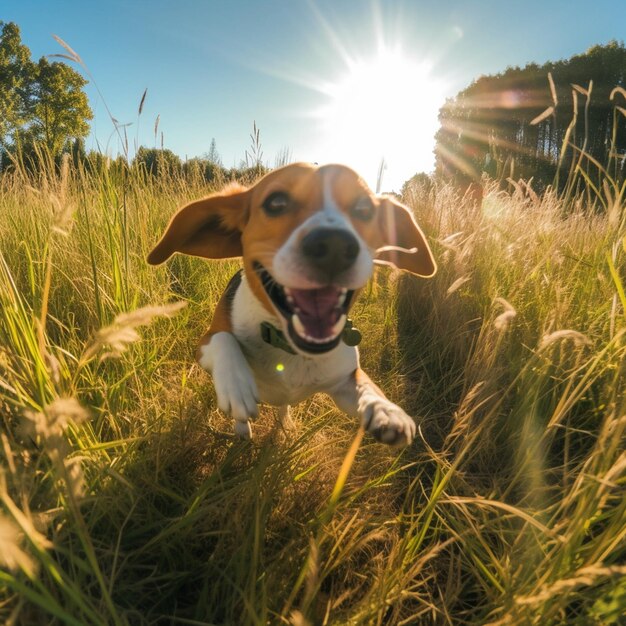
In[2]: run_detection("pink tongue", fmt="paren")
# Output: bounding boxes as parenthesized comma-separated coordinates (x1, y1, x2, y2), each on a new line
(290, 286, 342, 339)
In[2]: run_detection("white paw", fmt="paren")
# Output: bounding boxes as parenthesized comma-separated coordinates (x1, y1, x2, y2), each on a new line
(277, 405, 294, 428)
(234, 419, 253, 439)
(212, 361, 259, 422)
(359, 394, 416, 446)
(198, 333, 259, 438)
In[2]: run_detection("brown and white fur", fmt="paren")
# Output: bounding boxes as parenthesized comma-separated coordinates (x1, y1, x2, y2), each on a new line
(148, 163, 436, 445)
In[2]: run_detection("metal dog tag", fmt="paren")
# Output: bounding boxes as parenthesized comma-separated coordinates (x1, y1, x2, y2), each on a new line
(342, 320, 362, 347)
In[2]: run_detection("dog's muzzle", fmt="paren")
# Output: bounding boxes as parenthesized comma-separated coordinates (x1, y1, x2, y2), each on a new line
(254, 261, 356, 354)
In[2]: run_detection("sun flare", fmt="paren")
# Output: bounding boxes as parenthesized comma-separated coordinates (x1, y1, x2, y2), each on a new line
(315, 48, 447, 191)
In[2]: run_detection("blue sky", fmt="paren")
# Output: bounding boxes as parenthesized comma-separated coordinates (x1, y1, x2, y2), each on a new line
(4, 0, 626, 190)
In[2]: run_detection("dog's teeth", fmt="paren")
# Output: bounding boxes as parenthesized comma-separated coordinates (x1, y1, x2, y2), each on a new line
(340, 287, 348, 295)
(287, 295, 295, 305)
(332, 314, 347, 337)
(293, 313, 345, 345)
(292, 314, 306, 338)
(337, 291, 347, 307)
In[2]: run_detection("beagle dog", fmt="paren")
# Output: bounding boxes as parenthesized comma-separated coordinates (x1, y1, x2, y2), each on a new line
(148, 163, 436, 445)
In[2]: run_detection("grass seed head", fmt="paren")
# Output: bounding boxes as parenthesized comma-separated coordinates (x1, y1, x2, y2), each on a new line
(84, 301, 187, 361)
(493, 297, 517, 330)
(0, 515, 37, 577)
(539, 329, 592, 349)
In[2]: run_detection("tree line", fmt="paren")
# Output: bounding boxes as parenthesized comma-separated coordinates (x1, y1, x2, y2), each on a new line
(434, 41, 626, 190)
(0, 22, 264, 184)
(4, 20, 625, 191)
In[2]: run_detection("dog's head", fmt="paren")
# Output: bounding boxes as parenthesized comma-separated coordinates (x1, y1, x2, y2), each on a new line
(148, 163, 436, 354)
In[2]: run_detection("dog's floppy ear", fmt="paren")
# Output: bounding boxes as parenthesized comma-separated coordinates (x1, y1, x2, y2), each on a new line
(376, 197, 437, 277)
(147, 186, 249, 265)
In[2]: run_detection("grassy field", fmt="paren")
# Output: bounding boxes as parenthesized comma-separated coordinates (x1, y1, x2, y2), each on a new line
(0, 154, 624, 625)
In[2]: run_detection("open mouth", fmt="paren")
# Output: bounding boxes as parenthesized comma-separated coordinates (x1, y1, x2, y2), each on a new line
(254, 262, 354, 354)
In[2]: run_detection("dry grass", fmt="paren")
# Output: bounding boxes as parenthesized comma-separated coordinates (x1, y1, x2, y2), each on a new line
(0, 154, 624, 625)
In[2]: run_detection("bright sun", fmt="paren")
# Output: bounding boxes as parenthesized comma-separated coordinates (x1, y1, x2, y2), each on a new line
(316, 48, 447, 191)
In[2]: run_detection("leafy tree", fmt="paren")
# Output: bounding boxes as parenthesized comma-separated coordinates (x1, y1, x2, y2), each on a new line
(0, 21, 93, 167)
(401, 172, 432, 196)
(0, 21, 34, 147)
(183, 156, 225, 183)
(27, 57, 92, 156)
(134, 146, 182, 177)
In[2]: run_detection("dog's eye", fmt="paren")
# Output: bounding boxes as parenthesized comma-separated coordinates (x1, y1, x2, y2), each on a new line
(350, 197, 375, 221)
(263, 192, 291, 216)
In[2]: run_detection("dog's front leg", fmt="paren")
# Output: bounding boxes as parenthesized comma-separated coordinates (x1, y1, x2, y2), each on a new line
(197, 332, 259, 438)
(329, 369, 416, 446)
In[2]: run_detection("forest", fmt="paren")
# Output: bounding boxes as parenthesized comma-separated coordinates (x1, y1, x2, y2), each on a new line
(435, 41, 626, 190)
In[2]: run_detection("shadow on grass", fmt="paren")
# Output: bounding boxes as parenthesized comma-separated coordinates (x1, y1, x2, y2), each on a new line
(394, 273, 482, 450)
(78, 385, 401, 624)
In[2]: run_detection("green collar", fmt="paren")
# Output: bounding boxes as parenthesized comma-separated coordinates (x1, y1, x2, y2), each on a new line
(260, 321, 296, 354)
(260, 319, 362, 354)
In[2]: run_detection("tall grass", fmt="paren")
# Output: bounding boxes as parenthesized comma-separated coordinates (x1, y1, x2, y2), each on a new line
(0, 148, 624, 625)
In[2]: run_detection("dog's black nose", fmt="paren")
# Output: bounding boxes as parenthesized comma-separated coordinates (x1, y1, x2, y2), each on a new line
(301, 228, 360, 277)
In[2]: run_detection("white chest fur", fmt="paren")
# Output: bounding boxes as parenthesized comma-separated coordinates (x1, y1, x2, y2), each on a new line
(229, 275, 358, 406)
